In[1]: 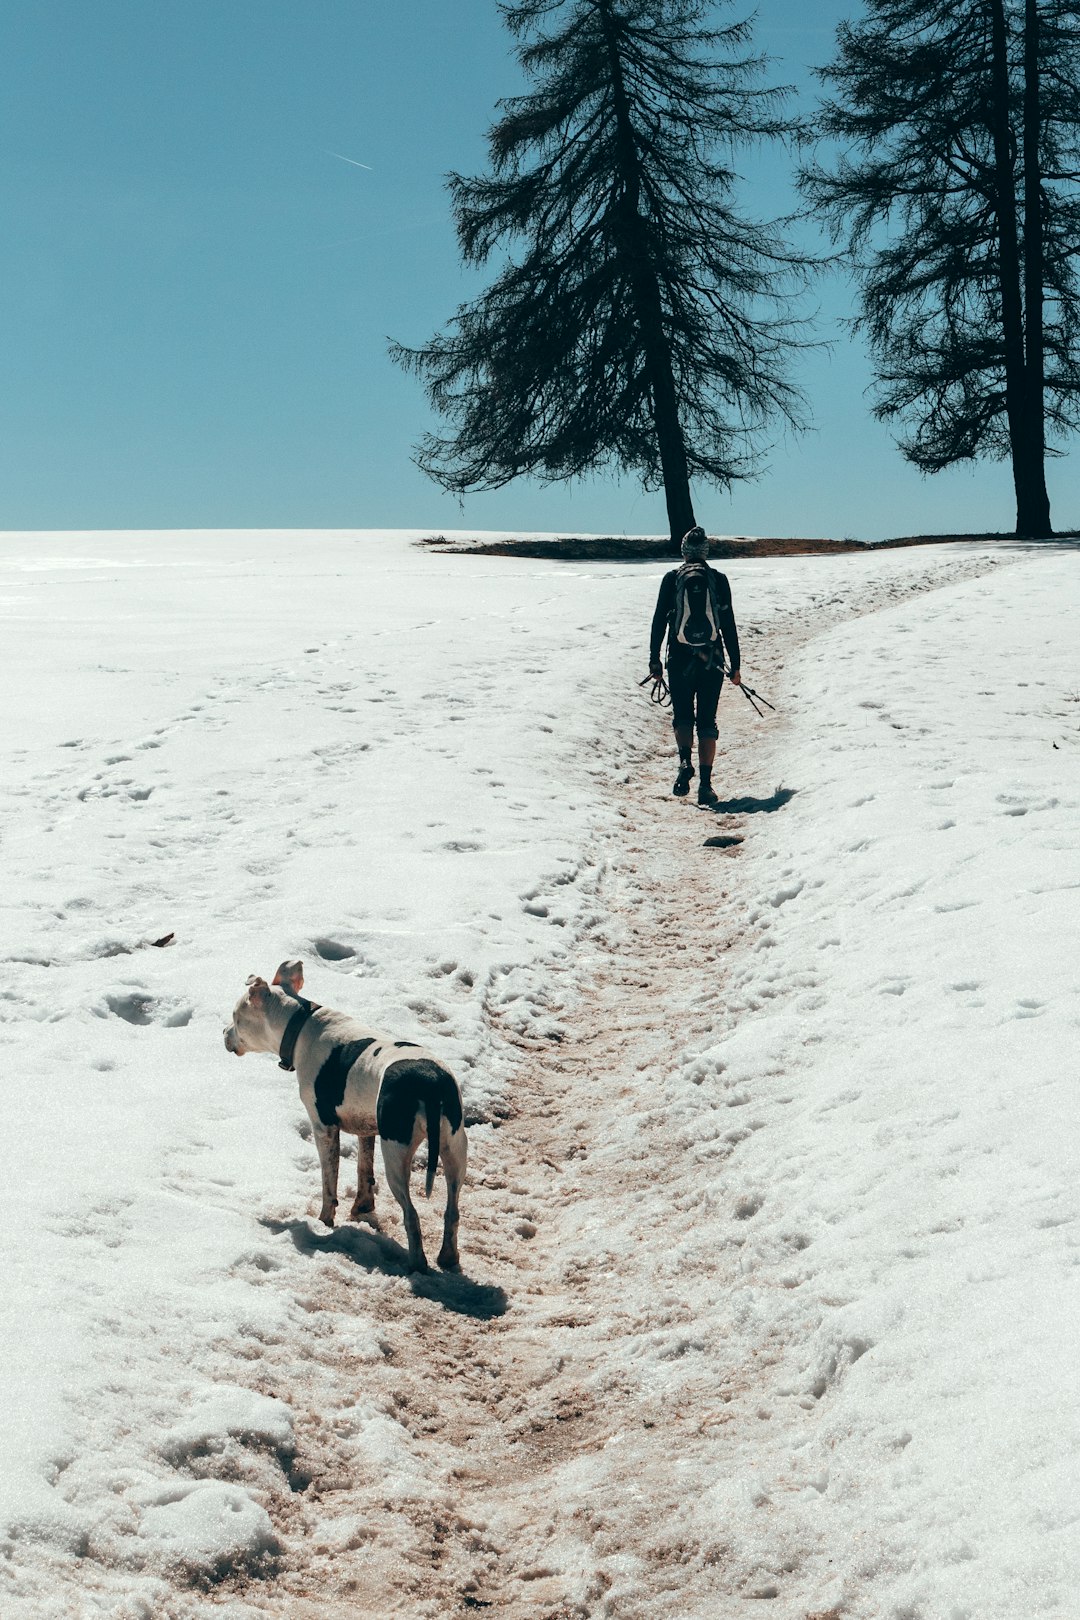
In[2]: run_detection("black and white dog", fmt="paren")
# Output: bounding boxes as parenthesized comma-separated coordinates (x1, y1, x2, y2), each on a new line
(224, 959, 467, 1272)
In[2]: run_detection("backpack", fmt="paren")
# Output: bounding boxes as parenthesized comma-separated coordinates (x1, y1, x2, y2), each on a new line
(672, 561, 723, 650)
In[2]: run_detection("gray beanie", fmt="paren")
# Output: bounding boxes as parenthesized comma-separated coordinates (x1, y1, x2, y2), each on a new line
(680, 526, 709, 560)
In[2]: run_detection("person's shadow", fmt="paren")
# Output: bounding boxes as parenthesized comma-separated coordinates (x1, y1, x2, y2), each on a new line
(261, 1215, 509, 1319)
(707, 785, 796, 815)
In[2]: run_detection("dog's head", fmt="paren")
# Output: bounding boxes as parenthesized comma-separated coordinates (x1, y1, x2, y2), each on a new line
(223, 959, 305, 1056)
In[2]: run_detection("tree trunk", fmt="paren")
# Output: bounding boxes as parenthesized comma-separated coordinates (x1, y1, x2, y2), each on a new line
(642, 291, 698, 551)
(1022, 0, 1053, 533)
(988, 0, 1051, 535)
(598, 0, 695, 553)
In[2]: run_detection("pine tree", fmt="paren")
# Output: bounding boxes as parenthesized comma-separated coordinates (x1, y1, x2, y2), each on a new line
(802, 0, 1080, 537)
(392, 0, 808, 551)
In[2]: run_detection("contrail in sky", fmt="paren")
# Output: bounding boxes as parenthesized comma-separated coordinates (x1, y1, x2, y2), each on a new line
(326, 149, 373, 171)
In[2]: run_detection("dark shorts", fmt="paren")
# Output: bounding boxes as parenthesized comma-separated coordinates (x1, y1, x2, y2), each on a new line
(668, 654, 724, 739)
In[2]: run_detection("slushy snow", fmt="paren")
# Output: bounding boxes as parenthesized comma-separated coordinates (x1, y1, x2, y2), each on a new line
(0, 528, 1076, 1618)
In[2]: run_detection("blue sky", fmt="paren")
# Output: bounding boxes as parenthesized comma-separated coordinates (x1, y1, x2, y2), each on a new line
(0, 0, 1075, 538)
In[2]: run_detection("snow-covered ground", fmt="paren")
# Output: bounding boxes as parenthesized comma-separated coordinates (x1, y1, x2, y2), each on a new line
(0, 529, 1076, 1618)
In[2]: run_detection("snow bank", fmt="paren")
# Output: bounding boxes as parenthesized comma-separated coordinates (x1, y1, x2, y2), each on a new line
(655, 548, 1080, 1615)
(0, 528, 641, 1610)
(158, 1388, 294, 1469)
(133, 1479, 279, 1577)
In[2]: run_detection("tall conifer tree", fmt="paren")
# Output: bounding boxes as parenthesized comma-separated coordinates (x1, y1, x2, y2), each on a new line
(803, 0, 1080, 536)
(393, 0, 807, 550)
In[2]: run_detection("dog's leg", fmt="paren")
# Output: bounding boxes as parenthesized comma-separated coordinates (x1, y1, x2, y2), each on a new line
(436, 1122, 467, 1272)
(381, 1137, 427, 1272)
(313, 1124, 340, 1227)
(349, 1133, 378, 1220)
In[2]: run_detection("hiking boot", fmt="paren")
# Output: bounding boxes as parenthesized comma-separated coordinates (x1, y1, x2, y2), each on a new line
(673, 764, 694, 797)
(697, 780, 719, 808)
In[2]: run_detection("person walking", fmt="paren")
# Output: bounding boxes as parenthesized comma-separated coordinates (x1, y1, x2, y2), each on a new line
(648, 526, 742, 807)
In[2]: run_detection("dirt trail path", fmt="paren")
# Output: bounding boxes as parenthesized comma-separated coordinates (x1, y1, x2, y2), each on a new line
(215, 549, 1011, 1620)
(226, 732, 745, 1619)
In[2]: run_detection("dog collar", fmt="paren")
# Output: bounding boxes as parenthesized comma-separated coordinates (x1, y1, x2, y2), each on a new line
(278, 997, 321, 1071)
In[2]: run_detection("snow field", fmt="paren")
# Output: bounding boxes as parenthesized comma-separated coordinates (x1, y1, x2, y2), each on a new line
(545, 543, 1077, 1616)
(681, 551, 1080, 1616)
(0, 530, 1074, 1617)
(0, 531, 627, 1607)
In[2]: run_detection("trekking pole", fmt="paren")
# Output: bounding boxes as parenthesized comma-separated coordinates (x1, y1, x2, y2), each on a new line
(638, 671, 671, 707)
(726, 668, 776, 718)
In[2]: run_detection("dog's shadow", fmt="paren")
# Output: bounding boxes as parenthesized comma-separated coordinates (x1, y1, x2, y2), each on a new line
(709, 785, 797, 815)
(261, 1216, 509, 1320)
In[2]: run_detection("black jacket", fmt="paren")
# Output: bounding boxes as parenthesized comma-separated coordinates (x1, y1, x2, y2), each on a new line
(650, 567, 740, 672)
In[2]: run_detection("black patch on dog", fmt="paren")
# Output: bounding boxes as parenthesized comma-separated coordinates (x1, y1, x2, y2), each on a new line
(377, 1058, 463, 1144)
(393, 1040, 418, 1048)
(314, 1038, 376, 1127)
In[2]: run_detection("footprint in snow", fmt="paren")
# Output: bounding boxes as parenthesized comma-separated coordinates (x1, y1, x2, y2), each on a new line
(311, 937, 356, 962)
(99, 990, 193, 1027)
(77, 779, 156, 803)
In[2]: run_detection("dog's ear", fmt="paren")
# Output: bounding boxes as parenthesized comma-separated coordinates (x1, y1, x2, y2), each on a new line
(245, 975, 270, 1005)
(272, 959, 304, 995)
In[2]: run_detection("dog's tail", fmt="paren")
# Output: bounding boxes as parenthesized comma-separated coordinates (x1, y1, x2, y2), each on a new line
(424, 1092, 442, 1198)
